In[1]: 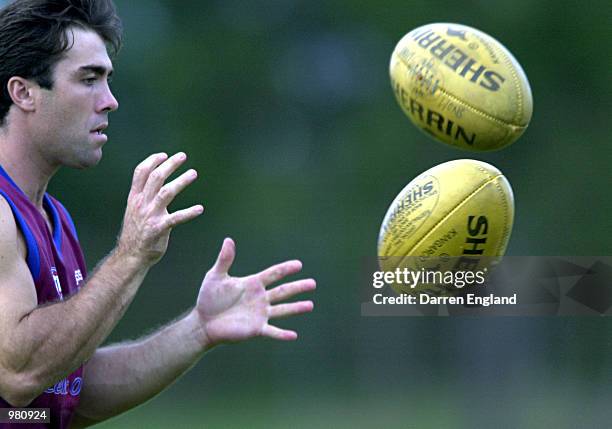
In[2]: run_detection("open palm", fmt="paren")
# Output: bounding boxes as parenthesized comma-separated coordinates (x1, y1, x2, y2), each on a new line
(195, 238, 315, 346)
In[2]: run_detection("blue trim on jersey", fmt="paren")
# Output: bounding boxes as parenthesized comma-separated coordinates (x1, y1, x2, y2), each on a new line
(0, 190, 41, 282)
(0, 165, 68, 262)
(0, 164, 26, 197)
(43, 195, 63, 258)
(55, 200, 79, 241)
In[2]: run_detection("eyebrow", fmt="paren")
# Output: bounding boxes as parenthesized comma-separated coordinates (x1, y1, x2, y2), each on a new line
(74, 64, 114, 77)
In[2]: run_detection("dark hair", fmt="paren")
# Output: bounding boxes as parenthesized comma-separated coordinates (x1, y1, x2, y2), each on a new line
(0, 0, 122, 123)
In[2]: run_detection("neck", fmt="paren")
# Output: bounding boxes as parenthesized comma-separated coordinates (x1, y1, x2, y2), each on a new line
(0, 125, 58, 209)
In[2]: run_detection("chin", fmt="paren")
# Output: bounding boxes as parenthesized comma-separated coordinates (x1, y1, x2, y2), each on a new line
(71, 150, 104, 169)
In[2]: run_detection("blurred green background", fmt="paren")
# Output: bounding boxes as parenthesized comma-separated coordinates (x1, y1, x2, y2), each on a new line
(42, 0, 612, 427)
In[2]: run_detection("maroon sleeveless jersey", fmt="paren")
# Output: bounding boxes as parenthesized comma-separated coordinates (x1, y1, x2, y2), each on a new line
(0, 165, 88, 428)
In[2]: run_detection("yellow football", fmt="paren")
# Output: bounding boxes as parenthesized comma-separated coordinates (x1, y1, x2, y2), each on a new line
(390, 23, 533, 151)
(378, 159, 514, 295)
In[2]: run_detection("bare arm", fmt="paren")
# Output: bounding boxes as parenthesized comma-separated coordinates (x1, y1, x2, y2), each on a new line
(70, 312, 205, 428)
(0, 152, 202, 407)
(71, 238, 315, 427)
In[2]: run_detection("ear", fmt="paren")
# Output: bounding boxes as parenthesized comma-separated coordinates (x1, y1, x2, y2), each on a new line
(6, 77, 38, 113)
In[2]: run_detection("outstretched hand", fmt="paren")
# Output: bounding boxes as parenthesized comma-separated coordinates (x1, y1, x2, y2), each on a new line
(194, 238, 315, 347)
(117, 152, 203, 266)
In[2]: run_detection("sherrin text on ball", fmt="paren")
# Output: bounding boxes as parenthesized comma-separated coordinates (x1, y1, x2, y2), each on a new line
(390, 23, 533, 151)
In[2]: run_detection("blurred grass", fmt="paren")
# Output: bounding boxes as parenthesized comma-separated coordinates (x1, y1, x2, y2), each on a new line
(97, 379, 610, 429)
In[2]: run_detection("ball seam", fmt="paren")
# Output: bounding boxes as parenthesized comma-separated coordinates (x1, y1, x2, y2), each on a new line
(473, 32, 524, 127)
(494, 38, 524, 129)
(400, 170, 504, 260)
(433, 86, 525, 130)
(491, 176, 513, 255)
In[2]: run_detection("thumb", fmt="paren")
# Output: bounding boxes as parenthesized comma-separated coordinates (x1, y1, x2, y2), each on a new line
(212, 237, 235, 275)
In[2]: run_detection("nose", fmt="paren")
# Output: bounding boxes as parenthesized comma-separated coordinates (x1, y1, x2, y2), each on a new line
(97, 84, 119, 113)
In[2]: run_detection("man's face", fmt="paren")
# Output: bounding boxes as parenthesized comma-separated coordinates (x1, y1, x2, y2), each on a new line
(34, 27, 119, 169)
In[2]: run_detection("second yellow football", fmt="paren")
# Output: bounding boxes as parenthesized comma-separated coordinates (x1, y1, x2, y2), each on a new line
(378, 159, 515, 295)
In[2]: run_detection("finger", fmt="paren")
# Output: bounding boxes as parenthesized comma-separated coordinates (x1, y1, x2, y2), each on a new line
(268, 300, 314, 319)
(261, 324, 298, 341)
(130, 153, 168, 194)
(267, 279, 316, 303)
(256, 260, 303, 286)
(164, 204, 204, 229)
(143, 152, 187, 202)
(155, 169, 198, 208)
(211, 238, 236, 275)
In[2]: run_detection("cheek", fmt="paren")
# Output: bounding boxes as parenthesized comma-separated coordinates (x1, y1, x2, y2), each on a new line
(44, 97, 88, 135)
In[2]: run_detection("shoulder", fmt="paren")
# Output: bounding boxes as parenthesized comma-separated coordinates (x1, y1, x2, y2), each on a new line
(0, 193, 18, 242)
(0, 193, 26, 261)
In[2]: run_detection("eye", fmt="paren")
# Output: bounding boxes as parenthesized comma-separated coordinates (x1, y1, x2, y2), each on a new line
(83, 76, 97, 85)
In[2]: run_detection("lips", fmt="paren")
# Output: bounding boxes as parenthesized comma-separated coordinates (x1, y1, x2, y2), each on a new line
(89, 122, 109, 145)
(91, 123, 108, 134)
